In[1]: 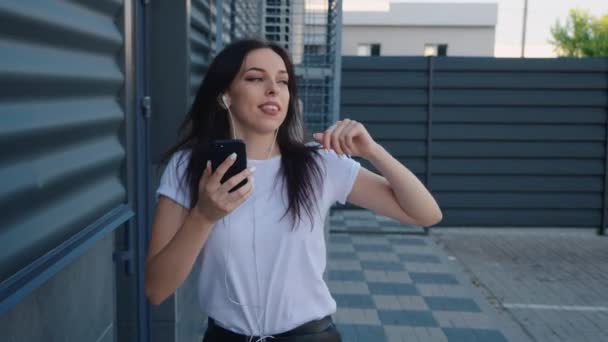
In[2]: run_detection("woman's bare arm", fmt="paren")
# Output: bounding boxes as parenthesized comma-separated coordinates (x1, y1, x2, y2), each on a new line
(144, 197, 214, 305)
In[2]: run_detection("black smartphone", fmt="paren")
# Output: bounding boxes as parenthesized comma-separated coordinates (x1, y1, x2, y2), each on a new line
(209, 139, 248, 193)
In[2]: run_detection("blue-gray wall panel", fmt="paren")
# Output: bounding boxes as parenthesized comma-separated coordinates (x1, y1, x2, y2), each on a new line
(0, 227, 117, 342)
(190, 0, 215, 97)
(0, 0, 127, 283)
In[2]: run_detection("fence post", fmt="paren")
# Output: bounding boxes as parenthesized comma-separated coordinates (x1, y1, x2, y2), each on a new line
(601, 67, 608, 235)
(424, 56, 434, 234)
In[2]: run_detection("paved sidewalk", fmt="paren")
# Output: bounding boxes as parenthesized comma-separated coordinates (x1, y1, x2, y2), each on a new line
(328, 210, 529, 341)
(432, 227, 608, 342)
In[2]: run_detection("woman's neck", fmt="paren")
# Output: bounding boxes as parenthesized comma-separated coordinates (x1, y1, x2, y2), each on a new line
(236, 130, 280, 160)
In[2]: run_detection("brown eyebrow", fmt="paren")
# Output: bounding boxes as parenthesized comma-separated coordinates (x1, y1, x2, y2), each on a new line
(245, 67, 288, 74)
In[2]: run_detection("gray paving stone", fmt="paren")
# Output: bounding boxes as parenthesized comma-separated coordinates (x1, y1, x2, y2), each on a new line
(329, 270, 365, 282)
(334, 294, 376, 309)
(392, 245, 434, 254)
(416, 285, 472, 298)
(405, 262, 454, 273)
(329, 235, 352, 243)
(410, 272, 460, 285)
(373, 295, 429, 311)
(442, 327, 508, 342)
(331, 243, 356, 252)
(368, 282, 419, 296)
(433, 311, 497, 329)
(398, 253, 442, 263)
(352, 244, 391, 252)
(384, 326, 448, 342)
(335, 308, 382, 326)
(378, 309, 438, 327)
(361, 261, 404, 271)
(363, 270, 412, 283)
(388, 237, 427, 246)
(357, 251, 400, 262)
(329, 251, 358, 260)
(327, 280, 370, 294)
(424, 297, 481, 312)
(327, 259, 362, 271)
(351, 324, 387, 341)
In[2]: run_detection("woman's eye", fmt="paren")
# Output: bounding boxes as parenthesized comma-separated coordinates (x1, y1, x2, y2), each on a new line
(279, 80, 289, 85)
(246, 77, 263, 82)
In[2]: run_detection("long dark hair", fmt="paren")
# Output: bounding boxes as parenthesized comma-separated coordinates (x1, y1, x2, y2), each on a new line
(161, 38, 323, 227)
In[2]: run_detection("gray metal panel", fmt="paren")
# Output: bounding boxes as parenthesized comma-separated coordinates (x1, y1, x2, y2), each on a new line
(191, 0, 215, 97)
(0, 1, 127, 281)
(190, 0, 262, 98)
(341, 56, 608, 228)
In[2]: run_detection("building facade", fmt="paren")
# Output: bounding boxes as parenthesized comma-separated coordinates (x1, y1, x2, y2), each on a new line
(341, 2, 497, 57)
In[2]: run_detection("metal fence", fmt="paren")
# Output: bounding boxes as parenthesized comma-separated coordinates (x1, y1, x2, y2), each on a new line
(264, 0, 342, 135)
(341, 56, 608, 232)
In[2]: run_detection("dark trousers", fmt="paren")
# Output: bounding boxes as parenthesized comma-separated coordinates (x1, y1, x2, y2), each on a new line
(202, 316, 342, 342)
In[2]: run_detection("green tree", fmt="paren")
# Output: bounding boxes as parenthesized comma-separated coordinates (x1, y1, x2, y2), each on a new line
(550, 9, 608, 57)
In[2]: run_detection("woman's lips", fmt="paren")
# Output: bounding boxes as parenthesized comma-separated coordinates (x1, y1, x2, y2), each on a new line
(259, 104, 280, 115)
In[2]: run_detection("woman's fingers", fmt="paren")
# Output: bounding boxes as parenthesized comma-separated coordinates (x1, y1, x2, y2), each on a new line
(323, 123, 337, 150)
(316, 119, 361, 155)
(208, 153, 237, 190)
(225, 178, 255, 207)
(342, 120, 358, 155)
(199, 161, 212, 186)
(217, 166, 254, 194)
(331, 120, 347, 155)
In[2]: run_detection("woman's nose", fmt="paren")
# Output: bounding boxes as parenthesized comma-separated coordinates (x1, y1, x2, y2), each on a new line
(266, 80, 280, 95)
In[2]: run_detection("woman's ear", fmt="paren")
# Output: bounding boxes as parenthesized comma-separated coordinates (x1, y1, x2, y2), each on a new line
(221, 94, 231, 108)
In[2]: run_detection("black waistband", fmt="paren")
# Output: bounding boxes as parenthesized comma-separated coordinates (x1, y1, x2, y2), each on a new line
(207, 315, 334, 339)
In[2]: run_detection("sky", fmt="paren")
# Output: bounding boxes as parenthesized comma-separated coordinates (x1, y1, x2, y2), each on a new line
(342, 0, 608, 57)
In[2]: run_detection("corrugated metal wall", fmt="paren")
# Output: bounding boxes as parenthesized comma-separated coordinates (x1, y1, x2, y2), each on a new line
(341, 56, 608, 228)
(190, 0, 216, 97)
(0, 0, 128, 284)
(190, 0, 263, 98)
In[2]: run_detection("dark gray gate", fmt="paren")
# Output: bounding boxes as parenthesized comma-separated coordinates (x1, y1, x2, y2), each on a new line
(341, 56, 608, 232)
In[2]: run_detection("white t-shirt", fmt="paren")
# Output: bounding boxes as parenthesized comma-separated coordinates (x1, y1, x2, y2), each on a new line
(156, 146, 361, 336)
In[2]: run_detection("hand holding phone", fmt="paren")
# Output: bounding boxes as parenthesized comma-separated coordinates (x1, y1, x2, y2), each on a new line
(194, 139, 254, 223)
(210, 139, 248, 193)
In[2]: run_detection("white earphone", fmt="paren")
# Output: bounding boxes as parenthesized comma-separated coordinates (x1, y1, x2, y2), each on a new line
(221, 94, 230, 109)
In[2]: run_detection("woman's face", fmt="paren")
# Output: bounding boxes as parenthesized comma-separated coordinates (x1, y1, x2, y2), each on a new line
(226, 48, 290, 135)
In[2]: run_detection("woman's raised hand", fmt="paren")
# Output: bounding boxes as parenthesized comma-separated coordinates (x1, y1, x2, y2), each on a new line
(313, 119, 380, 160)
(195, 153, 255, 223)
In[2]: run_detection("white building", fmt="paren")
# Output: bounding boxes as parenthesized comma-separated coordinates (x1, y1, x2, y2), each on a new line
(342, 2, 498, 57)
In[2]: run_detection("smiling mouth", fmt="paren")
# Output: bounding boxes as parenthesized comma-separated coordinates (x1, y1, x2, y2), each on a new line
(259, 104, 280, 115)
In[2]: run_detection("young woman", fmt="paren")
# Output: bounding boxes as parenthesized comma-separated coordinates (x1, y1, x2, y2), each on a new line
(144, 38, 442, 342)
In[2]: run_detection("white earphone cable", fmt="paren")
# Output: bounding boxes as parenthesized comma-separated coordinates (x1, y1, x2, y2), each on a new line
(222, 97, 277, 341)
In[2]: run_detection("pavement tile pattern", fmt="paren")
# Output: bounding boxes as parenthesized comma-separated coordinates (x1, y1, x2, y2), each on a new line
(328, 210, 512, 342)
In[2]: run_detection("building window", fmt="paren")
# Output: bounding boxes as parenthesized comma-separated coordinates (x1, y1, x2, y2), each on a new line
(357, 43, 381, 56)
(424, 44, 448, 56)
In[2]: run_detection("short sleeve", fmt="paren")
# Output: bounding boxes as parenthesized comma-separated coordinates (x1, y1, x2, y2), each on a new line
(156, 150, 192, 209)
(318, 148, 361, 205)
